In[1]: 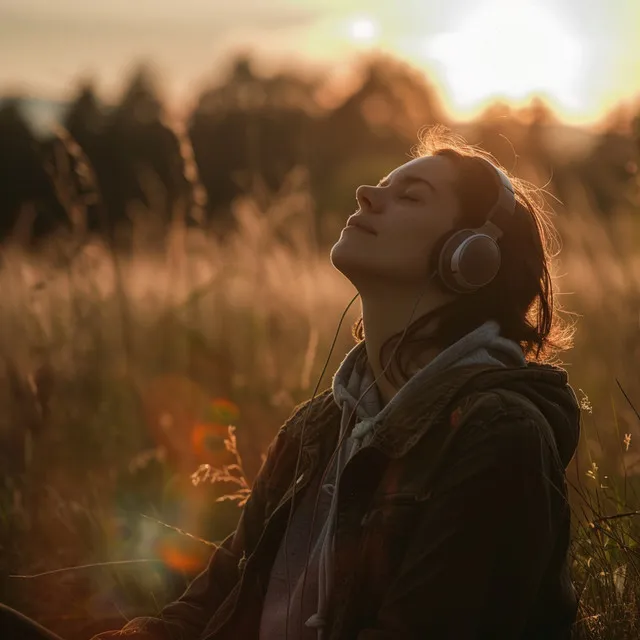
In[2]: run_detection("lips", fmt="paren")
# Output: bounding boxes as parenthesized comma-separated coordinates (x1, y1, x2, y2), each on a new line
(346, 216, 377, 235)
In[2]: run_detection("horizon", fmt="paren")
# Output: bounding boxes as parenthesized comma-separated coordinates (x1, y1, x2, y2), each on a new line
(2, 0, 640, 128)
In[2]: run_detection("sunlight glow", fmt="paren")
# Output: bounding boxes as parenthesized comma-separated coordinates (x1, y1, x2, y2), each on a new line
(349, 17, 379, 42)
(2, 0, 638, 126)
(424, 0, 586, 114)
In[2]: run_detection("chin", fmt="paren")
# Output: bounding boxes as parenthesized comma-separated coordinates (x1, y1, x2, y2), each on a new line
(332, 247, 431, 293)
(330, 238, 368, 275)
(330, 243, 383, 287)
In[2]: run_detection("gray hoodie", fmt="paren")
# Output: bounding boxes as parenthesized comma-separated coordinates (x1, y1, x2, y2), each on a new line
(259, 320, 526, 639)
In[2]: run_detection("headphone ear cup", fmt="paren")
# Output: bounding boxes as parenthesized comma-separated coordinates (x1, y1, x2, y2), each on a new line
(438, 230, 502, 293)
(437, 229, 474, 292)
(429, 228, 457, 278)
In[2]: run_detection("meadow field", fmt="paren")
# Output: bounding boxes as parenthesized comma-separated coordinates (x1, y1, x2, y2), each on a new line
(0, 183, 639, 638)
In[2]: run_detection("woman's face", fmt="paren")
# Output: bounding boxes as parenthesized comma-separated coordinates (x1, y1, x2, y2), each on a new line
(330, 155, 460, 289)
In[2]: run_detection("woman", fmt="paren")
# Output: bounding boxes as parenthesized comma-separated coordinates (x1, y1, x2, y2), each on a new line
(2, 128, 581, 639)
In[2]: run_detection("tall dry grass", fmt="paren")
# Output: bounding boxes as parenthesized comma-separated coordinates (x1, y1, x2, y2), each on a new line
(0, 174, 638, 638)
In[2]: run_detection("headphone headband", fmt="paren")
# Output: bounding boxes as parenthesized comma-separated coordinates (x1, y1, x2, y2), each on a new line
(474, 157, 516, 239)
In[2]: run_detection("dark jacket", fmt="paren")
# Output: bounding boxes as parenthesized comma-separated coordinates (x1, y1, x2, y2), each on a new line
(94, 361, 581, 640)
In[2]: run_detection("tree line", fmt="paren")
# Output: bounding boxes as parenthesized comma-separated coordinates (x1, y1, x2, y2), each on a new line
(1, 53, 639, 249)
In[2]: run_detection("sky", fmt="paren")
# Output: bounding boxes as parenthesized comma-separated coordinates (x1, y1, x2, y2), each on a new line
(1, 0, 640, 126)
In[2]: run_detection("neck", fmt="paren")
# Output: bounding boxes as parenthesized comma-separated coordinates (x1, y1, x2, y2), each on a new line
(359, 281, 455, 405)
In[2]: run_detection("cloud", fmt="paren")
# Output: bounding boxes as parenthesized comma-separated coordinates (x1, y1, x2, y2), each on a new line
(0, 1, 320, 31)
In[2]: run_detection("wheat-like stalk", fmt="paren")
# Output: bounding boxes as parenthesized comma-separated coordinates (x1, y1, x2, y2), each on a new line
(190, 425, 252, 507)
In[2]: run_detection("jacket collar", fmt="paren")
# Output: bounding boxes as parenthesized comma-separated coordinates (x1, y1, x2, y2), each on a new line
(367, 363, 505, 458)
(297, 362, 509, 459)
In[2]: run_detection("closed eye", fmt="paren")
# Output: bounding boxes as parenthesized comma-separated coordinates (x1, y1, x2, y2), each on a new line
(400, 193, 421, 202)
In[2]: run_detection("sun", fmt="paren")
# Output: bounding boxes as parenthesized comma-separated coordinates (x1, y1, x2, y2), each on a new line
(423, 0, 586, 116)
(349, 17, 379, 43)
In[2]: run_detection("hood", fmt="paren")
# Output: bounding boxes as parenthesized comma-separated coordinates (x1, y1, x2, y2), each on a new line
(330, 322, 581, 469)
(467, 362, 581, 469)
(331, 319, 527, 444)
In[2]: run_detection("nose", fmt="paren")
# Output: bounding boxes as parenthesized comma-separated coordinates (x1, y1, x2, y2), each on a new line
(355, 184, 382, 212)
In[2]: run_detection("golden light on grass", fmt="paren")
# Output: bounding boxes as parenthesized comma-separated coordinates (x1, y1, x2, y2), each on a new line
(1, 152, 639, 634)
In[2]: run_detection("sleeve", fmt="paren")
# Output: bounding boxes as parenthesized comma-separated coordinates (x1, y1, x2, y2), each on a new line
(356, 410, 567, 640)
(91, 425, 292, 640)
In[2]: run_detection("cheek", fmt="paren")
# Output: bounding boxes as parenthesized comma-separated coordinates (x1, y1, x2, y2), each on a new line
(329, 209, 454, 283)
(385, 212, 454, 276)
(389, 233, 432, 274)
(393, 213, 446, 259)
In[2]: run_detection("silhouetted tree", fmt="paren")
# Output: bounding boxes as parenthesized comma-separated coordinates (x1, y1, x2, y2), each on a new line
(0, 99, 66, 242)
(4, 53, 639, 246)
(108, 67, 192, 233)
(580, 125, 639, 216)
(63, 82, 110, 235)
(62, 68, 194, 246)
(40, 128, 103, 240)
(65, 81, 105, 142)
(188, 55, 319, 232)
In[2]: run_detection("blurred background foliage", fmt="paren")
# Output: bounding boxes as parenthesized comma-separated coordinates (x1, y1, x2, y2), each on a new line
(0, 51, 640, 638)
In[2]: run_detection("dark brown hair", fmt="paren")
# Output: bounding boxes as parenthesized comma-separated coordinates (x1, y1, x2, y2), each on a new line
(351, 126, 575, 388)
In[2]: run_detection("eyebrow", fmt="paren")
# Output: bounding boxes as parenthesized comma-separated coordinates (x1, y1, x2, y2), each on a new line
(377, 174, 437, 193)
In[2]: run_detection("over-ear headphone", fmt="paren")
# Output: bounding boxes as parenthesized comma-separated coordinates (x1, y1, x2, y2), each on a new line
(436, 158, 516, 294)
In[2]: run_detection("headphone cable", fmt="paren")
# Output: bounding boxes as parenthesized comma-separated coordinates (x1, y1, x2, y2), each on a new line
(288, 269, 439, 639)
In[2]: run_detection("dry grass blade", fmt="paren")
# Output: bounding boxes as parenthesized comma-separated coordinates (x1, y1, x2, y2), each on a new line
(190, 425, 252, 507)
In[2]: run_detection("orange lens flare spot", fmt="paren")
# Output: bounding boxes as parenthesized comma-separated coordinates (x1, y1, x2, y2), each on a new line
(156, 539, 204, 573)
(191, 422, 228, 455)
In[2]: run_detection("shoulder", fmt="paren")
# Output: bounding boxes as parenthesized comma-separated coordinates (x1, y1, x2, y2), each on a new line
(278, 388, 338, 441)
(452, 387, 549, 436)
(450, 389, 558, 469)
